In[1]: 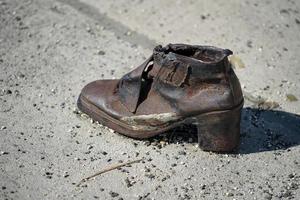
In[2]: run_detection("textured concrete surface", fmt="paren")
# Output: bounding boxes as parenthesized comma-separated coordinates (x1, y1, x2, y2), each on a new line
(1, 0, 300, 199)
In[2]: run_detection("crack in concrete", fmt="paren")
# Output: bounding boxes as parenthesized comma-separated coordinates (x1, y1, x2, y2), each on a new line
(58, 0, 158, 50)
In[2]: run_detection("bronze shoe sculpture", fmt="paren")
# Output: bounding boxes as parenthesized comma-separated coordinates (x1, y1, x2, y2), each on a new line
(77, 44, 244, 152)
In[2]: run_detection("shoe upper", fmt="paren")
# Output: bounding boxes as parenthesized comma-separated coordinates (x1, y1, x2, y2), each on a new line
(80, 44, 243, 126)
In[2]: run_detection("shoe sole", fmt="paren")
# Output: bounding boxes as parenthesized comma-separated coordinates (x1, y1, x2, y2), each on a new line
(77, 95, 243, 152)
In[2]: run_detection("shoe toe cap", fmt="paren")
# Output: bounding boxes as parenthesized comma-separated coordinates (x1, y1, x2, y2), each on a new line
(79, 79, 118, 110)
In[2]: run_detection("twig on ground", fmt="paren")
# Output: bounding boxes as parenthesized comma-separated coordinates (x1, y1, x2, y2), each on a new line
(76, 158, 143, 187)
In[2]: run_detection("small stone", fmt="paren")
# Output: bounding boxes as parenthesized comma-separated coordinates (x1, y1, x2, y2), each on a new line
(86, 27, 91, 32)
(109, 191, 119, 198)
(45, 171, 53, 179)
(225, 192, 234, 197)
(1, 126, 7, 130)
(72, 108, 80, 114)
(145, 173, 155, 179)
(144, 167, 150, 173)
(178, 150, 186, 156)
(60, 102, 65, 108)
(125, 177, 132, 187)
(97, 50, 105, 55)
(15, 16, 21, 21)
(17, 73, 25, 78)
(247, 40, 253, 48)
(288, 173, 295, 179)
(101, 151, 108, 155)
(108, 129, 115, 133)
(286, 94, 298, 102)
(1, 151, 9, 155)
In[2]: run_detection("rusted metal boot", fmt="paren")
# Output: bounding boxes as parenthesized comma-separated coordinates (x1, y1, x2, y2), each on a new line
(77, 44, 244, 152)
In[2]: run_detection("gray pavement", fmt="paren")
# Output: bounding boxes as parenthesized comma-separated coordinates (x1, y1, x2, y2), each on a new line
(0, 0, 299, 199)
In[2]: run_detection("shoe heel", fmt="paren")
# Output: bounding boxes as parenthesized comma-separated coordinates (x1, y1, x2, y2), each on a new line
(194, 104, 242, 152)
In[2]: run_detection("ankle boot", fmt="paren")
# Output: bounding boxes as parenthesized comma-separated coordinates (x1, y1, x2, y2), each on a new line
(77, 44, 244, 152)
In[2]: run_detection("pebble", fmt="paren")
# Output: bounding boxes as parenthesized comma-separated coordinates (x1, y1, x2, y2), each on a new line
(0, 151, 9, 155)
(108, 129, 115, 133)
(247, 40, 253, 48)
(145, 173, 155, 179)
(109, 191, 119, 198)
(288, 173, 295, 179)
(126, 31, 132, 36)
(225, 192, 234, 197)
(159, 140, 167, 147)
(86, 27, 91, 32)
(286, 94, 298, 102)
(72, 108, 80, 114)
(1, 126, 7, 130)
(97, 50, 105, 55)
(45, 171, 53, 179)
(200, 184, 206, 190)
(64, 174, 69, 178)
(125, 177, 132, 187)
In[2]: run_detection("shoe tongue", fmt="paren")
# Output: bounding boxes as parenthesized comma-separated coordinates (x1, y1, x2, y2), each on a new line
(118, 55, 153, 113)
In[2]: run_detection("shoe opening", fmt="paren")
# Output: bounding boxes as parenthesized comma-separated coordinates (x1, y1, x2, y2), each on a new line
(155, 44, 232, 63)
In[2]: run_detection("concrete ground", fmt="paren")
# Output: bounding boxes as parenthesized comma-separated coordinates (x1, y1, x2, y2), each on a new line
(1, 0, 300, 199)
